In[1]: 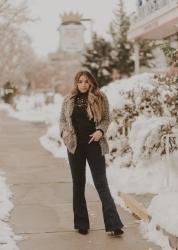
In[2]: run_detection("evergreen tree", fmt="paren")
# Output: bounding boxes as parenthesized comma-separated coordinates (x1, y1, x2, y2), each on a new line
(109, 0, 134, 76)
(82, 33, 113, 87)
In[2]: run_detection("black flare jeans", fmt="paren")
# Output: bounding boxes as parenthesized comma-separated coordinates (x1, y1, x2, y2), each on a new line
(67, 140, 124, 232)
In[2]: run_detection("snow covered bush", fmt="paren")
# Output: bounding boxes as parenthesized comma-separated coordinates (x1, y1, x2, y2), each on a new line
(154, 74, 178, 121)
(129, 116, 177, 166)
(102, 73, 178, 167)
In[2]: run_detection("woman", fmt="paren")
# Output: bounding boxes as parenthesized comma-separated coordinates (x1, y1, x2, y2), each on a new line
(59, 70, 124, 236)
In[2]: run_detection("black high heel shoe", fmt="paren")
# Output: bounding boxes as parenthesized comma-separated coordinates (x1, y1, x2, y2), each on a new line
(78, 229, 89, 235)
(110, 228, 124, 236)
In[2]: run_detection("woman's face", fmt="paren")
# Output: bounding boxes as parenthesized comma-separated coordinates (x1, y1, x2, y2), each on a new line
(77, 74, 90, 93)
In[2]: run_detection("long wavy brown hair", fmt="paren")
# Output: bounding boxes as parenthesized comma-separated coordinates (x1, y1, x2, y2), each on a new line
(70, 70, 105, 123)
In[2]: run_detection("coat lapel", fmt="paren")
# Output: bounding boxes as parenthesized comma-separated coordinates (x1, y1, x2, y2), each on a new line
(68, 95, 75, 116)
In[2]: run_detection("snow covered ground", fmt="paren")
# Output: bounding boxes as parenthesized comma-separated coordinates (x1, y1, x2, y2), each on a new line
(0, 170, 22, 250)
(1, 73, 178, 250)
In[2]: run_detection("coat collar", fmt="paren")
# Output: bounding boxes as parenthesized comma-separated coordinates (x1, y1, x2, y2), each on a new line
(66, 91, 89, 100)
(65, 93, 75, 101)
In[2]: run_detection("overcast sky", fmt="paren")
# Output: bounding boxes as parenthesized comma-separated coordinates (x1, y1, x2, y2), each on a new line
(24, 0, 137, 58)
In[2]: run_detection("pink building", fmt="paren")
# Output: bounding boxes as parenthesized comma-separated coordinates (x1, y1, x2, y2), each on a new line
(128, 0, 178, 73)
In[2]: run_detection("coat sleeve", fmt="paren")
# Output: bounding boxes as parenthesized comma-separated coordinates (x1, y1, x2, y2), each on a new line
(95, 92, 111, 135)
(59, 98, 67, 138)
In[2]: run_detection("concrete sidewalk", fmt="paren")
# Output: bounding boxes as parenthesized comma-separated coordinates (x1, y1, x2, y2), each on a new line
(0, 110, 161, 250)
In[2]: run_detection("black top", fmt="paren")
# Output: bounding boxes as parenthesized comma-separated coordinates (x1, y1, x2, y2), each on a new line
(71, 91, 96, 143)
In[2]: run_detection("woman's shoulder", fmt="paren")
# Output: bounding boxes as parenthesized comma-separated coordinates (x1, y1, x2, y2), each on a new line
(63, 93, 75, 103)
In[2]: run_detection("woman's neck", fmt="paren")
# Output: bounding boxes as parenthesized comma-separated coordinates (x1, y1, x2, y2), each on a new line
(77, 91, 88, 96)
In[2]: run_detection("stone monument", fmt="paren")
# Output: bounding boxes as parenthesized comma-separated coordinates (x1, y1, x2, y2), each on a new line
(48, 12, 85, 94)
(59, 12, 85, 52)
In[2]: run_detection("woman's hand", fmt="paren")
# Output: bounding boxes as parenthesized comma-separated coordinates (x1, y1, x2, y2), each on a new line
(88, 130, 103, 143)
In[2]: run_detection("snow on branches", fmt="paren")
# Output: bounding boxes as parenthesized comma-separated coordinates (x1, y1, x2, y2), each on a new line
(102, 73, 178, 167)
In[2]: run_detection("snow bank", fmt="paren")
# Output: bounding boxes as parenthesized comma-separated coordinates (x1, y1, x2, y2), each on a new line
(39, 125, 67, 158)
(0, 171, 22, 249)
(148, 190, 178, 236)
(140, 220, 173, 250)
(7, 93, 63, 125)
